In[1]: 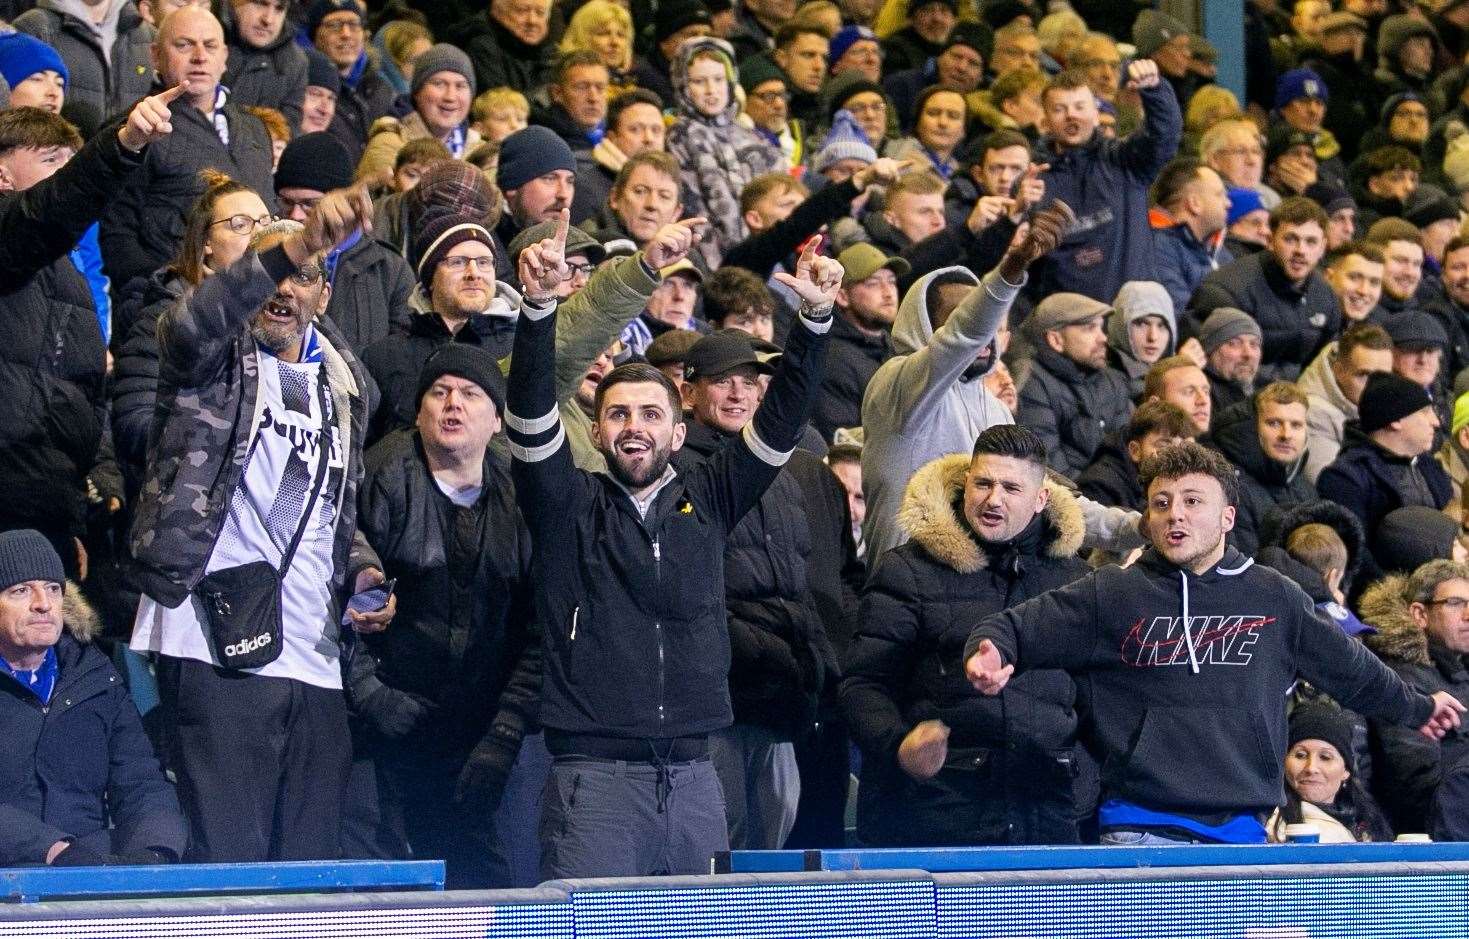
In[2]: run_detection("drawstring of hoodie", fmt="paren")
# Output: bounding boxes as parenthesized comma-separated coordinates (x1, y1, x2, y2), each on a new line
(1177, 557, 1255, 675)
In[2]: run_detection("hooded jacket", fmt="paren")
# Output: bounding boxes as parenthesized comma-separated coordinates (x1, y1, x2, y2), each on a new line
(13, 0, 154, 123)
(1361, 574, 1469, 833)
(0, 588, 187, 866)
(1316, 423, 1453, 568)
(1296, 341, 1356, 483)
(1107, 285, 1177, 399)
(665, 37, 784, 268)
(222, 11, 308, 132)
(1210, 398, 1318, 557)
(1149, 207, 1232, 314)
(842, 456, 1090, 846)
(966, 545, 1434, 822)
(1255, 499, 1369, 599)
(1015, 343, 1134, 480)
(1030, 81, 1182, 302)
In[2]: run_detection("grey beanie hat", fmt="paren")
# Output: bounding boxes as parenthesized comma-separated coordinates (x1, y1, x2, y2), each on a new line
(410, 43, 476, 100)
(1198, 307, 1262, 354)
(0, 529, 64, 592)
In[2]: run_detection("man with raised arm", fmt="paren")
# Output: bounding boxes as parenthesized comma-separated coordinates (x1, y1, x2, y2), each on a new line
(964, 441, 1464, 844)
(505, 211, 840, 879)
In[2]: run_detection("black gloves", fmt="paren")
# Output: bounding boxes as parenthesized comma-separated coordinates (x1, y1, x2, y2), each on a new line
(359, 683, 437, 738)
(454, 725, 521, 809)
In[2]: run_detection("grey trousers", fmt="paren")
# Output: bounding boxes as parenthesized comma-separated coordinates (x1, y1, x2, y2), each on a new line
(709, 723, 801, 850)
(539, 755, 729, 879)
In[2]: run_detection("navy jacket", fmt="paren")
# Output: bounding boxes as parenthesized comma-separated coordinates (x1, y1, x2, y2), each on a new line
(1030, 81, 1182, 302)
(0, 629, 185, 866)
(1149, 207, 1232, 313)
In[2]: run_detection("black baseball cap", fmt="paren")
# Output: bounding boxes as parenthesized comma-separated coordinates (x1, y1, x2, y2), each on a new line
(683, 329, 777, 382)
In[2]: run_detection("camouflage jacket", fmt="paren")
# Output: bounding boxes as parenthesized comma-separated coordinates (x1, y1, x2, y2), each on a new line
(129, 245, 376, 610)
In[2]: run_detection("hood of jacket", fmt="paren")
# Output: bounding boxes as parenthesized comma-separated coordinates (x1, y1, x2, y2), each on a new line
(897, 453, 1084, 574)
(59, 581, 99, 644)
(892, 263, 980, 356)
(1255, 499, 1367, 589)
(1297, 341, 1353, 418)
(1361, 573, 1431, 667)
(1106, 282, 1177, 372)
(1212, 398, 1307, 486)
(671, 36, 741, 125)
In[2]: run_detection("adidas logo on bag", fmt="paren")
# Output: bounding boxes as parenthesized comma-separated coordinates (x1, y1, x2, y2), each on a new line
(224, 634, 273, 657)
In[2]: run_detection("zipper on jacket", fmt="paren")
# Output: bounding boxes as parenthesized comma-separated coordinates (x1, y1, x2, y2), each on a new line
(570, 605, 579, 641)
(653, 536, 665, 726)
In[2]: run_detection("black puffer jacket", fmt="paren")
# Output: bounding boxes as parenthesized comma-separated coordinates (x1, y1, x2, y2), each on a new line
(674, 421, 838, 739)
(12, 0, 154, 123)
(1015, 345, 1134, 479)
(99, 94, 275, 291)
(323, 235, 415, 354)
(842, 454, 1091, 846)
(465, 15, 555, 93)
(109, 269, 186, 501)
(814, 312, 892, 442)
(0, 124, 140, 541)
(327, 55, 397, 160)
(353, 429, 539, 756)
(1077, 434, 1144, 511)
(224, 19, 308, 133)
(1210, 399, 1317, 557)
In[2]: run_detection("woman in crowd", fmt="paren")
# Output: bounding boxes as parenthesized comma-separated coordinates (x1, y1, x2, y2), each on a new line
(893, 85, 968, 181)
(1267, 704, 1394, 843)
(559, 0, 639, 98)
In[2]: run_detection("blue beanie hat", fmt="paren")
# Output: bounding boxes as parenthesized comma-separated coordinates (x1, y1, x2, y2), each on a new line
(0, 33, 67, 91)
(496, 125, 576, 192)
(816, 109, 877, 172)
(828, 25, 877, 67)
(1226, 186, 1265, 225)
(1274, 68, 1328, 111)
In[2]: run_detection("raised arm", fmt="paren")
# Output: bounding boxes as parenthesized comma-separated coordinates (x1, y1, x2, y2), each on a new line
(1117, 61, 1182, 181)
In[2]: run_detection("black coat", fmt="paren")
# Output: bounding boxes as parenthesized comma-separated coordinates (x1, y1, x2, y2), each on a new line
(675, 422, 838, 739)
(109, 270, 185, 501)
(0, 124, 139, 539)
(323, 235, 415, 354)
(327, 58, 397, 161)
(354, 429, 539, 756)
(1210, 399, 1318, 557)
(1188, 252, 1341, 382)
(0, 626, 186, 866)
(1317, 424, 1453, 568)
(842, 455, 1090, 845)
(1015, 346, 1134, 480)
(99, 95, 276, 291)
(465, 16, 554, 94)
(224, 24, 308, 133)
(361, 309, 517, 443)
(1206, 366, 1249, 422)
(814, 312, 891, 442)
(1077, 435, 1144, 511)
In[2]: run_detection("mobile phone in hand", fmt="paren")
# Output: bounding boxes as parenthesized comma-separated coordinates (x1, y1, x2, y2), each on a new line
(341, 578, 396, 626)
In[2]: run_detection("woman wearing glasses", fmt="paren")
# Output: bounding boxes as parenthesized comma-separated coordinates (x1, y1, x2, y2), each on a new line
(112, 172, 273, 500)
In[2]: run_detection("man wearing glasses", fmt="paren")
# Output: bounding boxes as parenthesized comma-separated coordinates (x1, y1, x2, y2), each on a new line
(307, 0, 395, 159)
(131, 184, 396, 863)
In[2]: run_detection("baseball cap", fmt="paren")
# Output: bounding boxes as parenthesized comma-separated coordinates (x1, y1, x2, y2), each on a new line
(684, 329, 777, 381)
(838, 243, 910, 287)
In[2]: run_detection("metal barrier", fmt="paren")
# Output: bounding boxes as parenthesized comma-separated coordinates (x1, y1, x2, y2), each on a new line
(4, 848, 1469, 937)
(0, 859, 444, 903)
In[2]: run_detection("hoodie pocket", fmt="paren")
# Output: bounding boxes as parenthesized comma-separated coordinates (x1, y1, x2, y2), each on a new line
(1120, 706, 1275, 813)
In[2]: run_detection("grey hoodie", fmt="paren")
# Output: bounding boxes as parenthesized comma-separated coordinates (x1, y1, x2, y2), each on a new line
(1107, 280, 1176, 398)
(1296, 341, 1353, 484)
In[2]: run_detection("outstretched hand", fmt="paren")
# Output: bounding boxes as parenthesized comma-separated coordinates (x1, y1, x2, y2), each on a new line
(965, 639, 1013, 696)
(118, 82, 189, 152)
(1420, 691, 1466, 740)
(771, 239, 842, 312)
(519, 208, 572, 301)
(643, 217, 706, 269)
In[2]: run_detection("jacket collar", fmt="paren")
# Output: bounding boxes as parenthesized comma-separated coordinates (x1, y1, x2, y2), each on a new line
(1261, 251, 1311, 299)
(1362, 573, 1433, 667)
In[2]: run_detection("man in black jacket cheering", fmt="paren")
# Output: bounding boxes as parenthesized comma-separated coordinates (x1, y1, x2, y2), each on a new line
(966, 441, 1465, 844)
(506, 210, 840, 879)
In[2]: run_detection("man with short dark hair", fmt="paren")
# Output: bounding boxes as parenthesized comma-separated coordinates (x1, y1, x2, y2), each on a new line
(570, 89, 666, 227)
(505, 218, 839, 878)
(772, 22, 828, 127)
(1298, 321, 1396, 481)
(965, 440, 1464, 844)
(1324, 240, 1385, 323)
(1363, 216, 1426, 317)
(308, 0, 394, 158)
(222, 0, 307, 132)
(539, 50, 609, 153)
(1210, 382, 1318, 556)
(1079, 400, 1198, 511)
(1149, 156, 1233, 311)
(1354, 146, 1421, 228)
(842, 425, 1092, 847)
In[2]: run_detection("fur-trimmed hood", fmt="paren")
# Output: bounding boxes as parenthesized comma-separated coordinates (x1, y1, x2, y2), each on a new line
(63, 581, 99, 644)
(897, 453, 1085, 574)
(1361, 574, 1431, 667)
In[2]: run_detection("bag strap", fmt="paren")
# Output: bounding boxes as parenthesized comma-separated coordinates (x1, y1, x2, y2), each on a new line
(277, 372, 335, 576)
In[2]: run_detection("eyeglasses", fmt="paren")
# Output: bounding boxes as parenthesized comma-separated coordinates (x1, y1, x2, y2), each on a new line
(277, 194, 322, 216)
(440, 255, 494, 273)
(567, 260, 595, 277)
(318, 17, 362, 33)
(1428, 597, 1469, 613)
(290, 264, 324, 286)
(751, 89, 791, 104)
(846, 101, 886, 116)
(1217, 146, 1264, 159)
(211, 213, 275, 235)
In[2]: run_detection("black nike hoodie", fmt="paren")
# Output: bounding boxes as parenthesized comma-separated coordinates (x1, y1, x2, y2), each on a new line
(966, 545, 1434, 819)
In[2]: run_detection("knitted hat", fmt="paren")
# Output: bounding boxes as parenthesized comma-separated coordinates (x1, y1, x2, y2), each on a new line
(1385, 310, 1450, 351)
(829, 26, 877, 67)
(416, 343, 506, 414)
(506, 218, 606, 266)
(1358, 370, 1435, 433)
(410, 43, 476, 100)
(0, 32, 67, 90)
(1028, 293, 1112, 335)
(1132, 9, 1190, 59)
(838, 242, 909, 287)
(1372, 506, 1459, 574)
(1274, 68, 1329, 110)
(414, 213, 496, 288)
(1404, 185, 1460, 228)
(738, 55, 786, 95)
(983, 0, 1034, 29)
(1287, 704, 1356, 770)
(1454, 390, 1469, 435)
(496, 125, 576, 192)
(1198, 307, 1262, 354)
(943, 22, 991, 57)
(1380, 91, 1426, 126)
(0, 529, 63, 592)
(1304, 181, 1355, 217)
(1378, 14, 1437, 63)
(307, 0, 364, 38)
(656, 0, 713, 44)
(304, 47, 340, 94)
(815, 109, 877, 172)
(275, 131, 353, 194)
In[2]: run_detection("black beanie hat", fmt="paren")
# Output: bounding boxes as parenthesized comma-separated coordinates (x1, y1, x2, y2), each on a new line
(304, 47, 340, 95)
(496, 126, 576, 193)
(1288, 704, 1356, 772)
(414, 211, 496, 288)
(0, 529, 64, 592)
(416, 343, 506, 414)
(1358, 371, 1434, 434)
(276, 131, 354, 195)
